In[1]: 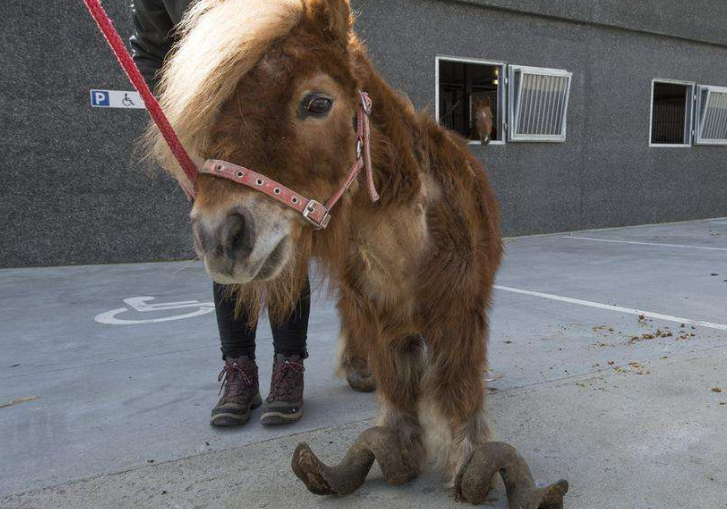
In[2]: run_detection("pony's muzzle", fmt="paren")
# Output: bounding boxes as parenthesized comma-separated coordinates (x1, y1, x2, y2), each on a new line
(192, 200, 293, 285)
(192, 207, 257, 282)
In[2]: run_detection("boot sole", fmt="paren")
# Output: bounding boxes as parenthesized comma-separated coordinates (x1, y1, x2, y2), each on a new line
(259, 408, 302, 425)
(210, 393, 262, 428)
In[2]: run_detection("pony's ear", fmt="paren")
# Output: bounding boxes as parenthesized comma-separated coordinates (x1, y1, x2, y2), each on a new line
(305, 0, 353, 47)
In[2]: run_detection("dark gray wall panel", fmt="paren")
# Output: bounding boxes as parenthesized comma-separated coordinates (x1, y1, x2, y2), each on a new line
(1, 0, 726, 267)
(0, 0, 192, 268)
(445, 0, 727, 47)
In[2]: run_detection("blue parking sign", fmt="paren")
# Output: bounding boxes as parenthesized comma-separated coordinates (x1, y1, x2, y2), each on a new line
(90, 90, 110, 107)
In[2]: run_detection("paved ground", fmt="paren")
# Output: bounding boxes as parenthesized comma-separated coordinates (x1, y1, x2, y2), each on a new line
(2, 219, 726, 508)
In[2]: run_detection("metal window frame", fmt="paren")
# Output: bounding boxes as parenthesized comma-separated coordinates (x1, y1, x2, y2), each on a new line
(435, 55, 507, 146)
(694, 84, 727, 146)
(507, 65, 572, 143)
(648, 78, 695, 148)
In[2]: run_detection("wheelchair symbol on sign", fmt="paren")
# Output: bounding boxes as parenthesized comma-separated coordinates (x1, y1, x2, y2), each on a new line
(94, 296, 214, 325)
(122, 93, 135, 107)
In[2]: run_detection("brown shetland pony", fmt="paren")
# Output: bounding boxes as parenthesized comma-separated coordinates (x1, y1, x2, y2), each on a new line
(147, 0, 502, 486)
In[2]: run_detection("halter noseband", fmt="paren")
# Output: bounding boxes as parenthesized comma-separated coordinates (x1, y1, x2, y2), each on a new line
(198, 91, 379, 229)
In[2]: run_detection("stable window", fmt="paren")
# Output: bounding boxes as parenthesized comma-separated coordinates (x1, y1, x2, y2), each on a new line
(650, 80, 694, 146)
(436, 57, 505, 144)
(695, 85, 727, 145)
(508, 66, 572, 142)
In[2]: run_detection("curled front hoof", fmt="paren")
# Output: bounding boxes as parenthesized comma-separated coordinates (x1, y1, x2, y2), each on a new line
(525, 480, 569, 509)
(454, 442, 569, 508)
(291, 426, 419, 497)
(291, 443, 336, 495)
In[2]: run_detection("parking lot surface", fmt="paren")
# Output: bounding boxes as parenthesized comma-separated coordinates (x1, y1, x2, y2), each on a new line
(2, 218, 726, 508)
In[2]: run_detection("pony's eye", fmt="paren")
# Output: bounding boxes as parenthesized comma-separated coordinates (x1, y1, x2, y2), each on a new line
(306, 97, 332, 116)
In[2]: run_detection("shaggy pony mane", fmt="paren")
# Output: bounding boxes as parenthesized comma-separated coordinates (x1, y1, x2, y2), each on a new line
(144, 0, 304, 193)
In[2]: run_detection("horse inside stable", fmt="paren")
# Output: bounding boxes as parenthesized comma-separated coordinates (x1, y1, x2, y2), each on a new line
(145, 0, 568, 505)
(438, 59, 499, 145)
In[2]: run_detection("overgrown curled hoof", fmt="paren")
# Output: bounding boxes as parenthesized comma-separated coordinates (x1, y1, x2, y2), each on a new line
(291, 443, 336, 495)
(454, 442, 569, 508)
(291, 426, 419, 496)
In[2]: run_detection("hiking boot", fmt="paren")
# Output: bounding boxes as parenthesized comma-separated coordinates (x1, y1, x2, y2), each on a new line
(260, 354, 305, 425)
(210, 356, 262, 428)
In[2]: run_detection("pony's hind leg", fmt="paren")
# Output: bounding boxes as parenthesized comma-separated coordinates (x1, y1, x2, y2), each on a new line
(336, 289, 377, 392)
(337, 325, 376, 392)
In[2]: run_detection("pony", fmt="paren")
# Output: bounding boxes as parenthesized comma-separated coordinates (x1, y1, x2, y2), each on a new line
(468, 95, 495, 145)
(145, 0, 567, 503)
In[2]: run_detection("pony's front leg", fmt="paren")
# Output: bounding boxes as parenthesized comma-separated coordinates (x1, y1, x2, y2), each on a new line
(372, 331, 427, 470)
(292, 328, 425, 496)
(421, 303, 493, 486)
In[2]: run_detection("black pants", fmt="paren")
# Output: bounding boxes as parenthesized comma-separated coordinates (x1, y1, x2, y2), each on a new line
(213, 278, 311, 360)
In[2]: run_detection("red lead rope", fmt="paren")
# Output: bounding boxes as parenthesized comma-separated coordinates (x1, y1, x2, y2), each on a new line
(82, 0, 198, 200)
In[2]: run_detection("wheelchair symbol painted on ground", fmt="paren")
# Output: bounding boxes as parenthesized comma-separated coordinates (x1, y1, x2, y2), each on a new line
(94, 296, 215, 325)
(122, 93, 134, 107)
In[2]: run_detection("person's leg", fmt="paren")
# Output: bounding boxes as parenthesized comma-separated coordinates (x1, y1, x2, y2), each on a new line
(260, 277, 311, 425)
(213, 282, 257, 359)
(210, 282, 262, 428)
(271, 276, 311, 357)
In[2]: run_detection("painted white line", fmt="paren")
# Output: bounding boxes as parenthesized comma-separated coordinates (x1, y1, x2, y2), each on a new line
(494, 285, 727, 331)
(561, 235, 727, 252)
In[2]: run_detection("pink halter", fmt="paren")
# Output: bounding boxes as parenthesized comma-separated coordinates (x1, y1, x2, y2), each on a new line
(198, 92, 379, 229)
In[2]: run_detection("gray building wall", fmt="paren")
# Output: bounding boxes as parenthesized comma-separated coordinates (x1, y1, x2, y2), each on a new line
(1, 0, 726, 268)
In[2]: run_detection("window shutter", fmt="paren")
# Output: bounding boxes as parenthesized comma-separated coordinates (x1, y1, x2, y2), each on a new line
(508, 66, 572, 142)
(695, 85, 727, 146)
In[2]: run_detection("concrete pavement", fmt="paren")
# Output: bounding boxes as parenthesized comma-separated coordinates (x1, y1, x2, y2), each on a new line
(2, 218, 726, 508)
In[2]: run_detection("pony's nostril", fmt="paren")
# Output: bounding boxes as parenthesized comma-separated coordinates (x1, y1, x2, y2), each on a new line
(192, 220, 214, 255)
(224, 209, 255, 260)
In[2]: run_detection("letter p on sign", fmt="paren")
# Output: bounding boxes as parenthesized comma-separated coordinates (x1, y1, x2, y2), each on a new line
(91, 90, 110, 107)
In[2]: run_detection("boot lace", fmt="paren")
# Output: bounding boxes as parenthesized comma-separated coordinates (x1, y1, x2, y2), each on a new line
(270, 359, 305, 399)
(218, 362, 254, 397)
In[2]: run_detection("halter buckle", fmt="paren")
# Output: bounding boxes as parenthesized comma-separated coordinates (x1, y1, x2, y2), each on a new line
(302, 200, 331, 230)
